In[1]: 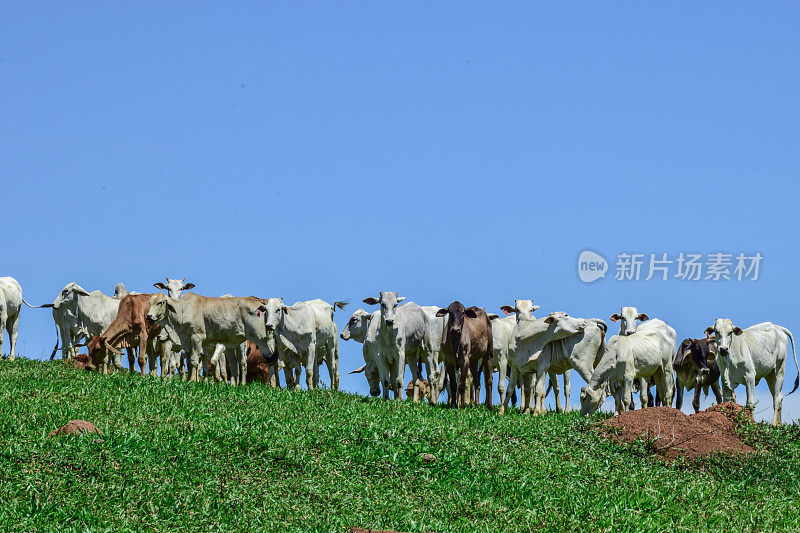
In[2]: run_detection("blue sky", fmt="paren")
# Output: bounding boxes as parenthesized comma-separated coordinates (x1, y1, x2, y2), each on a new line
(3, 3, 799, 421)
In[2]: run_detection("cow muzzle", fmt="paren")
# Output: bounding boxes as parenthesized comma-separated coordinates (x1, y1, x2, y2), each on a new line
(384, 319, 394, 326)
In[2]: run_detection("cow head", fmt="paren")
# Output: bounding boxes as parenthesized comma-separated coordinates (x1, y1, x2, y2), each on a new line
(499, 300, 541, 324)
(705, 318, 742, 357)
(146, 293, 178, 324)
(580, 385, 607, 416)
(543, 311, 586, 337)
(52, 282, 91, 310)
(262, 297, 290, 331)
(435, 301, 473, 338)
(86, 335, 124, 369)
(610, 307, 649, 336)
(341, 309, 372, 342)
(363, 292, 405, 327)
(153, 277, 196, 299)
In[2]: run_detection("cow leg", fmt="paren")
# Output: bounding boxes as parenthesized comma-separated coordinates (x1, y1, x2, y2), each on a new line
(324, 343, 336, 391)
(7, 311, 19, 361)
(425, 351, 439, 404)
(550, 372, 562, 414)
(0, 309, 6, 358)
(639, 378, 649, 409)
(238, 342, 247, 386)
(766, 368, 783, 426)
(522, 373, 535, 414)
(483, 354, 493, 409)
(500, 366, 517, 414)
(293, 356, 303, 390)
(744, 373, 756, 412)
(458, 357, 471, 408)
(189, 337, 204, 382)
(532, 368, 547, 415)
(395, 343, 406, 399)
(710, 381, 723, 405)
(126, 347, 136, 375)
(620, 381, 632, 413)
(497, 349, 508, 407)
(563, 371, 571, 413)
(331, 339, 340, 391)
(305, 343, 317, 390)
(470, 359, 482, 406)
(408, 353, 422, 403)
(388, 354, 402, 400)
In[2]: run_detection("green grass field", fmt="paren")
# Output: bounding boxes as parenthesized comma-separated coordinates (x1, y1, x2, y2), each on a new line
(1, 358, 799, 532)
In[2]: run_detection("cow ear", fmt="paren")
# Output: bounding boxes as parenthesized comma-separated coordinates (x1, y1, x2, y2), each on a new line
(544, 316, 556, 324)
(363, 297, 379, 305)
(487, 313, 499, 320)
(435, 308, 449, 317)
(500, 305, 515, 316)
(154, 282, 167, 290)
(76, 288, 91, 297)
(532, 305, 542, 312)
(465, 309, 478, 318)
(610, 314, 621, 322)
(165, 301, 177, 313)
(183, 283, 195, 290)
(705, 326, 715, 337)
(637, 313, 649, 321)
(733, 326, 743, 335)
(397, 296, 406, 303)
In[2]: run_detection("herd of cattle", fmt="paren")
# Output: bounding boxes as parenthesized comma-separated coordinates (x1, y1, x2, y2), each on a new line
(1, 276, 798, 425)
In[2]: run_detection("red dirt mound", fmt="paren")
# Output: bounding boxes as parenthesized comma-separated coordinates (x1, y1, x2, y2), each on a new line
(49, 420, 102, 437)
(601, 405, 753, 460)
(705, 401, 754, 422)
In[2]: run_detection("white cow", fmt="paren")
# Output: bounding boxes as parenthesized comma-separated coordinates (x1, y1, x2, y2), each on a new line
(705, 319, 799, 425)
(492, 301, 541, 406)
(341, 309, 382, 397)
(535, 312, 607, 414)
(363, 292, 438, 402)
(263, 298, 345, 391)
(0, 276, 50, 360)
(502, 310, 587, 414)
(46, 283, 126, 364)
(580, 311, 676, 416)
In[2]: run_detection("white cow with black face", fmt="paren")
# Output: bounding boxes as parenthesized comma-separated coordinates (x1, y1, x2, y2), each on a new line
(581, 314, 676, 416)
(705, 319, 798, 425)
(341, 309, 382, 397)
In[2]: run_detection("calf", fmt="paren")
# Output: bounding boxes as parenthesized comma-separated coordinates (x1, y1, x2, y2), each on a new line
(86, 294, 164, 375)
(436, 301, 493, 408)
(705, 319, 798, 425)
(674, 337, 722, 413)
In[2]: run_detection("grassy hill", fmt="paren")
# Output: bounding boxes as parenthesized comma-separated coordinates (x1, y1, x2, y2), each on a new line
(1, 359, 799, 532)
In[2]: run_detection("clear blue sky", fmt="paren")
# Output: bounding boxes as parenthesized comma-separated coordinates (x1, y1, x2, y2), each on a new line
(3, 3, 799, 421)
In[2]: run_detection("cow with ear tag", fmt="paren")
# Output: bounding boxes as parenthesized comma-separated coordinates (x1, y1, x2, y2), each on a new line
(363, 292, 438, 402)
(262, 297, 346, 391)
(341, 308, 382, 397)
(437, 301, 494, 408)
(705, 319, 799, 425)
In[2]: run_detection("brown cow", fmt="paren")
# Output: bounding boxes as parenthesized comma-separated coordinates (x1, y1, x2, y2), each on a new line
(86, 293, 162, 375)
(674, 337, 722, 412)
(436, 301, 494, 408)
(207, 341, 281, 386)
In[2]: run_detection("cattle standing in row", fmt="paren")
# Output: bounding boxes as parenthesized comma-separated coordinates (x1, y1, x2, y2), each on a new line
(146, 293, 277, 383)
(436, 301, 493, 408)
(341, 309, 382, 397)
(534, 312, 607, 414)
(580, 308, 676, 415)
(674, 337, 722, 413)
(44, 283, 127, 363)
(363, 292, 438, 402)
(263, 298, 345, 391)
(705, 319, 798, 425)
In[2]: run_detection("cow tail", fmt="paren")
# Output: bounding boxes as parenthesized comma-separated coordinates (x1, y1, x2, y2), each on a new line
(22, 298, 52, 309)
(50, 322, 61, 360)
(333, 301, 348, 312)
(781, 326, 799, 394)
